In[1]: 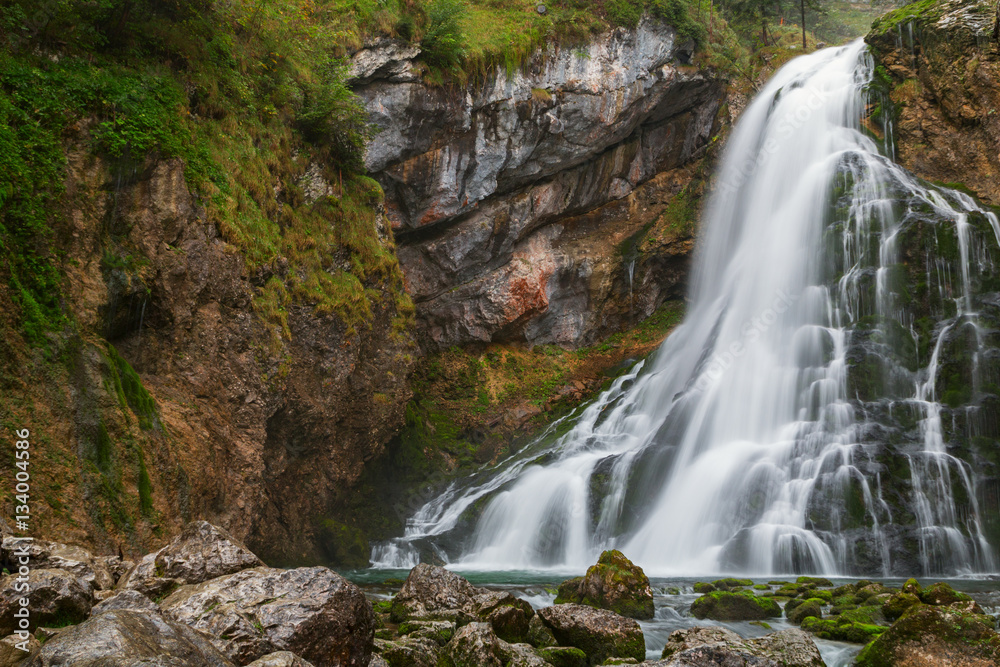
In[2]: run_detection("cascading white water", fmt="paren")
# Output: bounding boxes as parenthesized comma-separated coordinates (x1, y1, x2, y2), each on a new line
(373, 40, 1000, 576)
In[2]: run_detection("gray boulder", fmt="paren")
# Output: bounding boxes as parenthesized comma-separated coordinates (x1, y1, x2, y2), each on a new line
(655, 628, 825, 667)
(0, 569, 92, 635)
(0, 632, 39, 666)
(660, 627, 742, 659)
(90, 590, 158, 616)
(373, 637, 440, 667)
(1, 538, 113, 591)
(24, 609, 234, 666)
(246, 652, 317, 667)
(118, 521, 263, 598)
(160, 566, 373, 667)
(391, 565, 534, 642)
(440, 622, 506, 667)
(537, 604, 645, 665)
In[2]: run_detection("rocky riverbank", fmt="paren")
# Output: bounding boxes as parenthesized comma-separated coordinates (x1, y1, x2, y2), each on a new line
(5, 524, 999, 666)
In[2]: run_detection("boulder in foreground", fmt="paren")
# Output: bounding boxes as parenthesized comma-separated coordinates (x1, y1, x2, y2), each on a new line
(119, 521, 264, 598)
(655, 628, 825, 667)
(160, 566, 373, 667)
(537, 603, 644, 665)
(25, 609, 234, 666)
(0, 569, 92, 635)
(555, 550, 654, 620)
(855, 601, 1000, 667)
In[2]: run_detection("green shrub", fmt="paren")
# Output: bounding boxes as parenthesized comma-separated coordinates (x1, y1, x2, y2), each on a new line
(606, 0, 643, 27)
(650, 0, 708, 46)
(421, 0, 467, 70)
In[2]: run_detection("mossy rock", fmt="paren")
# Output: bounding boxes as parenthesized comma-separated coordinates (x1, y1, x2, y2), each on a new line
(855, 583, 892, 601)
(664, 587, 680, 596)
(527, 614, 557, 648)
(882, 592, 921, 622)
(801, 616, 886, 644)
(800, 589, 833, 603)
(831, 584, 857, 597)
(537, 646, 588, 667)
(752, 584, 769, 591)
(711, 578, 754, 591)
(901, 578, 921, 596)
(398, 620, 456, 646)
(787, 598, 825, 625)
(690, 590, 782, 621)
(855, 603, 1000, 667)
(796, 576, 833, 587)
(555, 550, 654, 620)
(919, 582, 974, 606)
(693, 582, 716, 594)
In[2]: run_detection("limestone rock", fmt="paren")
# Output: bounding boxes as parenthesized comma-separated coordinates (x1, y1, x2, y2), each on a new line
(390, 564, 534, 641)
(119, 521, 264, 598)
(245, 653, 317, 667)
(660, 627, 741, 660)
(441, 622, 506, 667)
(855, 602, 1000, 667)
(160, 566, 373, 667)
(537, 604, 645, 665)
(0, 632, 39, 667)
(25, 609, 235, 666)
(556, 550, 653, 620)
(656, 628, 824, 667)
(0, 538, 112, 591)
(0, 569, 92, 635)
(90, 590, 158, 616)
(374, 637, 440, 667)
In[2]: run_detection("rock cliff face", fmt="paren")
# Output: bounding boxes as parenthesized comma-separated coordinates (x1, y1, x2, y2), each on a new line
(10, 147, 414, 565)
(351, 20, 726, 348)
(867, 0, 1000, 204)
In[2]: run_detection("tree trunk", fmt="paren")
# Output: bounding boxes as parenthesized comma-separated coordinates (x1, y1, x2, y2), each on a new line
(800, 0, 807, 49)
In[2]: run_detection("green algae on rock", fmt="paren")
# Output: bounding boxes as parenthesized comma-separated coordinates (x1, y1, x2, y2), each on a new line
(555, 550, 654, 620)
(690, 590, 782, 621)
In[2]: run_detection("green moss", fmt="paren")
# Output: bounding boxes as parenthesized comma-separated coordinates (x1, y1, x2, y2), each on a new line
(801, 615, 886, 644)
(315, 517, 369, 568)
(537, 646, 587, 667)
(106, 345, 158, 430)
(712, 577, 754, 590)
(869, 0, 942, 36)
(693, 582, 716, 594)
(787, 598, 825, 625)
(691, 590, 782, 621)
(137, 450, 154, 517)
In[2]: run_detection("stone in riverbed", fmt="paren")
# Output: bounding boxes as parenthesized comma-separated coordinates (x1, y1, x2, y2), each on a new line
(881, 591, 921, 621)
(919, 581, 977, 607)
(160, 566, 373, 667)
(390, 564, 533, 642)
(537, 603, 644, 665)
(118, 520, 264, 598)
(555, 550, 654, 620)
(690, 590, 782, 621)
(26, 608, 235, 666)
(374, 636, 440, 667)
(786, 598, 824, 625)
(526, 614, 557, 648)
(0, 569, 92, 635)
(660, 626, 742, 659)
(655, 628, 825, 667)
(855, 601, 1000, 667)
(536, 645, 588, 667)
(246, 652, 317, 667)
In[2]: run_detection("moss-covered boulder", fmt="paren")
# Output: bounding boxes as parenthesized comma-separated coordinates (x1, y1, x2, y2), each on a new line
(692, 582, 716, 594)
(881, 592, 920, 622)
(536, 646, 588, 667)
(787, 599, 824, 625)
(855, 602, 1000, 667)
(711, 578, 754, 591)
(690, 590, 782, 621)
(795, 577, 833, 588)
(901, 578, 921, 596)
(659, 628, 825, 666)
(919, 582, 975, 607)
(855, 583, 892, 601)
(537, 604, 645, 666)
(526, 615, 557, 648)
(554, 551, 653, 620)
(800, 616, 885, 644)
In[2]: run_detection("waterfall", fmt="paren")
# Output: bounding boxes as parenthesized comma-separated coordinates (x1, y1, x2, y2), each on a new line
(373, 40, 1000, 576)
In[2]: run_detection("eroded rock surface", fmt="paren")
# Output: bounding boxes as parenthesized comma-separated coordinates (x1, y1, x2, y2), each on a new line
(555, 550, 654, 619)
(355, 19, 724, 348)
(160, 566, 373, 667)
(0, 569, 92, 635)
(537, 603, 645, 665)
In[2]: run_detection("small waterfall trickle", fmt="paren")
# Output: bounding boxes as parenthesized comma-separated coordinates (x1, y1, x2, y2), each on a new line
(373, 40, 1000, 576)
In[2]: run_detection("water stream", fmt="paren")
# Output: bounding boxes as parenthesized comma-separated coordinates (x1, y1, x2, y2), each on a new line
(372, 39, 1000, 578)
